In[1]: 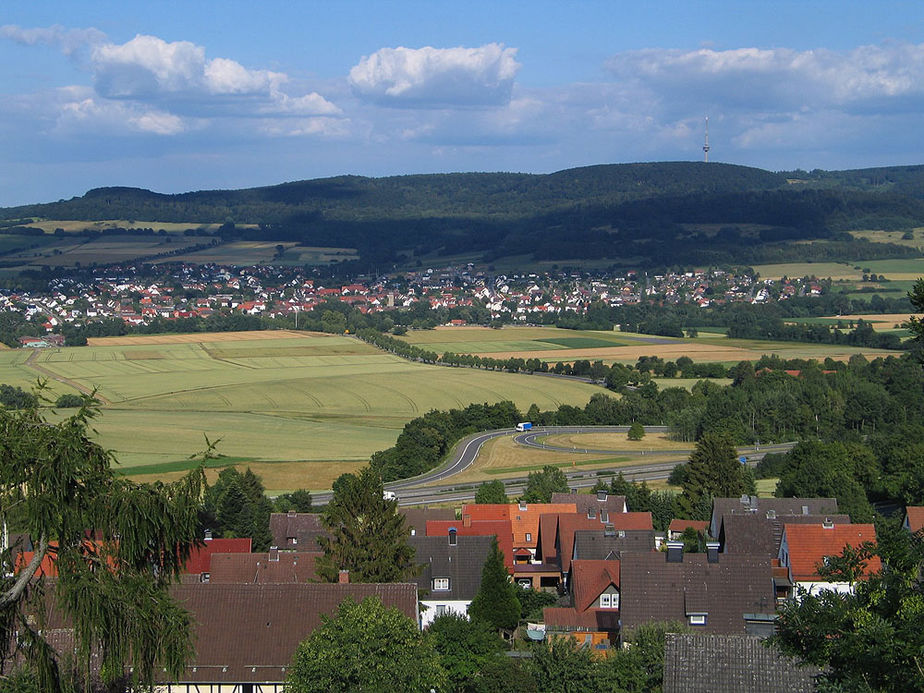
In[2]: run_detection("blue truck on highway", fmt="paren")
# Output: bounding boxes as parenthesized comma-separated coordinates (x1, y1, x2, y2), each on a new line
(515, 422, 533, 432)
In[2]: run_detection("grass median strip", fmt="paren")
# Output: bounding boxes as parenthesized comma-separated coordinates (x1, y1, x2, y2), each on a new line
(486, 457, 631, 475)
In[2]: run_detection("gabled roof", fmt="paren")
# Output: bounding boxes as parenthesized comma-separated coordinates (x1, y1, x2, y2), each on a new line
(550, 492, 627, 514)
(662, 634, 821, 693)
(400, 507, 456, 536)
(208, 551, 321, 584)
(572, 529, 655, 561)
(710, 497, 838, 538)
(462, 503, 578, 548)
(269, 512, 329, 550)
(409, 534, 494, 601)
(571, 560, 620, 612)
(170, 583, 418, 684)
(183, 538, 252, 575)
(551, 512, 653, 574)
(904, 506, 924, 533)
(721, 513, 851, 558)
(619, 552, 774, 635)
(781, 523, 880, 581)
(426, 519, 515, 573)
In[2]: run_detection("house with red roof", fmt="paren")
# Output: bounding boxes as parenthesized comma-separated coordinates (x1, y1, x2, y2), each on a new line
(903, 506, 924, 533)
(778, 521, 880, 598)
(426, 518, 515, 573)
(544, 559, 621, 652)
(183, 535, 253, 582)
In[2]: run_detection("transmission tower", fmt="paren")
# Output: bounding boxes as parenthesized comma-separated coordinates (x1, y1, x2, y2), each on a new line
(703, 116, 711, 163)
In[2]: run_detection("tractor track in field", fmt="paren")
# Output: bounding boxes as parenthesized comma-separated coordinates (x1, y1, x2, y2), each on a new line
(24, 349, 111, 404)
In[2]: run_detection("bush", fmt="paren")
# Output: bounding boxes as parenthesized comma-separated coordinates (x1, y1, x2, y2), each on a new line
(55, 393, 85, 408)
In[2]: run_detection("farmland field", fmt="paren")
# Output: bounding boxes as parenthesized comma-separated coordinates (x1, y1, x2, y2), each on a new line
(398, 326, 902, 364)
(0, 235, 207, 268)
(753, 257, 924, 282)
(161, 242, 359, 266)
(0, 330, 602, 491)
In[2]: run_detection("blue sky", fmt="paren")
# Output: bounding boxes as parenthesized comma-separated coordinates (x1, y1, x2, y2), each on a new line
(2, 1, 923, 206)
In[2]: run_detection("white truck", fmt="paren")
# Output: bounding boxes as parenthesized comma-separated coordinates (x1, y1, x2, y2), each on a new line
(515, 422, 533, 432)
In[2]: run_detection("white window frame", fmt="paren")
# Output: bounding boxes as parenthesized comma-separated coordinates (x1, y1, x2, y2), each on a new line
(525, 532, 532, 543)
(600, 593, 611, 608)
(432, 577, 450, 591)
(688, 614, 707, 626)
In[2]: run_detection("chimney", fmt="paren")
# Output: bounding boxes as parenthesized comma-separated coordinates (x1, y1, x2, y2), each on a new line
(463, 514, 472, 528)
(203, 529, 213, 541)
(822, 518, 835, 529)
(269, 546, 279, 562)
(706, 541, 720, 563)
(287, 510, 296, 517)
(666, 541, 684, 563)
(338, 570, 350, 584)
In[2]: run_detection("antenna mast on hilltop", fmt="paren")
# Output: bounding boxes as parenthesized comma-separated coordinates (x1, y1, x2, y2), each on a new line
(703, 116, 711, 163)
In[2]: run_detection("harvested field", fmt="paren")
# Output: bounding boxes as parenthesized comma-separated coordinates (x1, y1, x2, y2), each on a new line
(478, 343, 758, 362)
(539, 432, 691, 452)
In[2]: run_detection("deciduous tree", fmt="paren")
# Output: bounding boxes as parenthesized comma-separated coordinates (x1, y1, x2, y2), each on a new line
(474, 480, 508, 504)
(520, 465, 568, 503)
(287, 596, 447, 693)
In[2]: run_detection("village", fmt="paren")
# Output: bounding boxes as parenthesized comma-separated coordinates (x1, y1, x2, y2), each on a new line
(1, 263, 822, 335)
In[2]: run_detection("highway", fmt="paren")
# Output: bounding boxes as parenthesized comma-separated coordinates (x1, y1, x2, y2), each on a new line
(311, 426, 794, 506)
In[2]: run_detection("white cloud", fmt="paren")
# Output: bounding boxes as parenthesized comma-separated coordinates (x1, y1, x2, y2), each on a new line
(91, 34, 286, 98)
(52, 86, 188, 136)
(0, 24, 105, 57)
(349, 43, 520, 107)
(605, 42, 924, 113)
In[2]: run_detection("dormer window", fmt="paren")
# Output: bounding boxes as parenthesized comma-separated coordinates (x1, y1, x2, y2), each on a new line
(448, 528, 457, 546)
(432, 577, 450, 591)
(519, 501, 527, 511)
(600, 511, 609, 523)
(587, 508, 596, 519)
(688, 613, 707, 626)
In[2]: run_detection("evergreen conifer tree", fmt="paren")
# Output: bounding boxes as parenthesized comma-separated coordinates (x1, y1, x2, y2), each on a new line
(469, 537, 521, 633)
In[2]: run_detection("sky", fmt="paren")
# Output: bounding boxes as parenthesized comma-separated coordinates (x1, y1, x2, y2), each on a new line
(2, 1, 924, 207)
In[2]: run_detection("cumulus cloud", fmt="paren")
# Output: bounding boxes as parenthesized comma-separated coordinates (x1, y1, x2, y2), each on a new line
(349, 43, 520, 107)
(91, 34, 286, 99)
(44, 86, 188, 136)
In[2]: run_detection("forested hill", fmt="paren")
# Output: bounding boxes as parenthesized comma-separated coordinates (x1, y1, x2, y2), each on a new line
(2, 161, 924, 270)
(2, 162, 784, 223)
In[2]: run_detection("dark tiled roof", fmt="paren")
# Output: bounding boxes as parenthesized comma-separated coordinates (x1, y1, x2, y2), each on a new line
(426, 519, 515, 572)
(663, 633, 821, 693)
(550, 492, 627, 514)
(269, 512, 329, 550)
(709, 497, 838, 538)
(721, 513, 851, 558)
(409, 534, 493, 601)
(619, 552, 774, 635)
(170, 583, 418, 684)
(400, 507, 456, 536)
(572, 529, 655, 561)
(208, 551, 321, 583)
(558, 513, 653, 574)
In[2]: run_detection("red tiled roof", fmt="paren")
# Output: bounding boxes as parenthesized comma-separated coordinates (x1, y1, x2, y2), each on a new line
(905, 506, 924, 533)
(782, 523, 880, 581)
(208, 551, 321, 583)
(572, 560, 620, 612)
(171, 583, 418, 684)
(184, 538, 252, 575)
(462, 503, 578, 549)
(556, 512, 652, 574)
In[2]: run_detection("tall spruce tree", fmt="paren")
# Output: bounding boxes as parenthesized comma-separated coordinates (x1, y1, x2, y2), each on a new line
(469, 537, 521, 633)
(315, 467, 416, 583)
(676, 432, 753, 521)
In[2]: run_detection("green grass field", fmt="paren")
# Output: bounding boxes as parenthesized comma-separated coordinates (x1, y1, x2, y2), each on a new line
(1, 332, 602, 490)
(754, 258, 924, 282)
